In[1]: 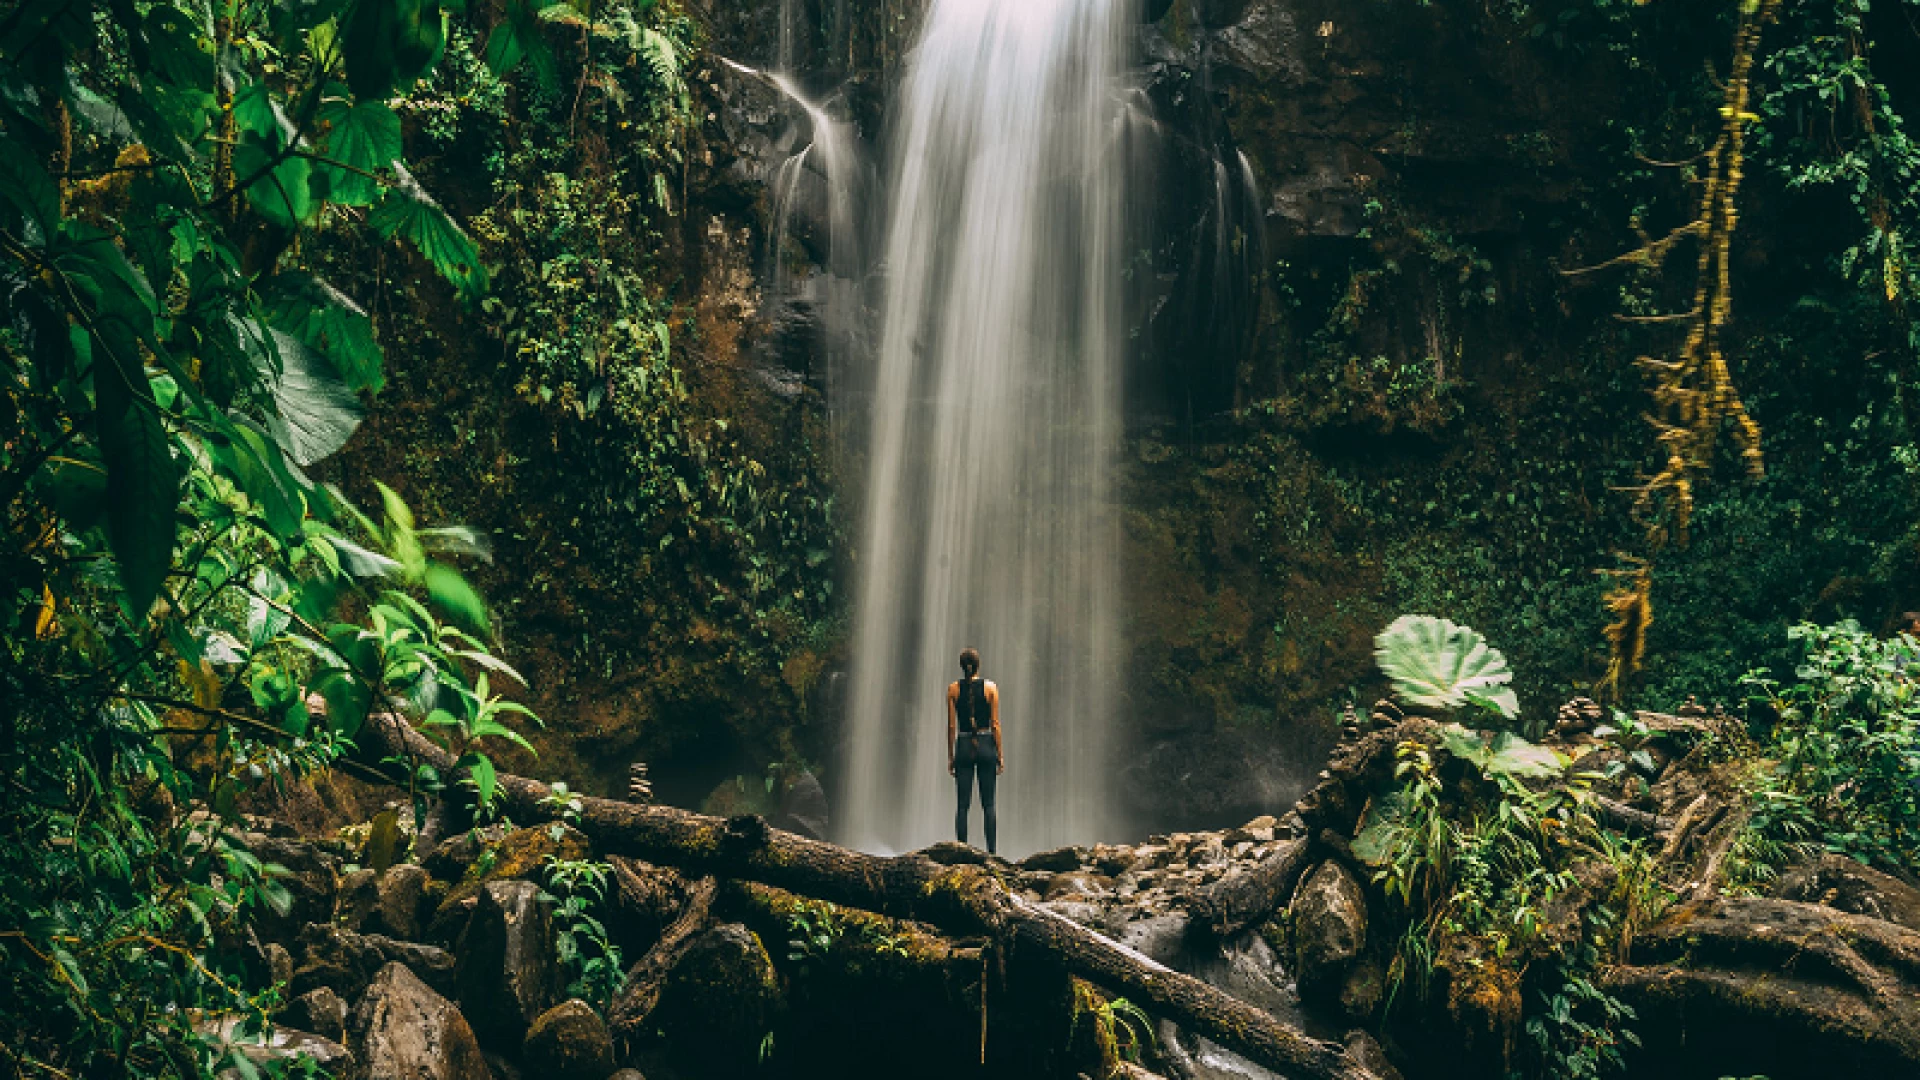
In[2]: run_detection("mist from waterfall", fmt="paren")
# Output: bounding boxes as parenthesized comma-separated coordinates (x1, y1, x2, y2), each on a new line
(839, 0, 1134, 856)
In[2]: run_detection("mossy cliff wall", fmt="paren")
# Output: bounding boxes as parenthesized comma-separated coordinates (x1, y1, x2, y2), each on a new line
(335, 0, 1920, 831)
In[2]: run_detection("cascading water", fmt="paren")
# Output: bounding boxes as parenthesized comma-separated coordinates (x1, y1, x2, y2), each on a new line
(839, 0, 1135, 856)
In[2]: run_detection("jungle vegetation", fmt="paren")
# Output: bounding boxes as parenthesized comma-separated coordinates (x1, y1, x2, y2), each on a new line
(1, 0, 1919, 1078)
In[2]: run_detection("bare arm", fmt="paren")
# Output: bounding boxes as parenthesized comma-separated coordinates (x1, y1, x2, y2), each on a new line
(987, 682, 1003, 774)
(947, 682, 958, 776)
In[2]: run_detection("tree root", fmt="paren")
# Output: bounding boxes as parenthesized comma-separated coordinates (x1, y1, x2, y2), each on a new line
(1602, 896, 1920, 1072)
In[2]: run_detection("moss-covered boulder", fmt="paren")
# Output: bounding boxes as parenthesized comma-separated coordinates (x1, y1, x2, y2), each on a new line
(521, 999, 615, 1080)
(651, 923, 779, 1074)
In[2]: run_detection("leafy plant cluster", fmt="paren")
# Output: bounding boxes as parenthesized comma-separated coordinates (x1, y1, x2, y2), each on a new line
(543, 855, 626, 1012)
(1731, 620, 1920, 877)
(0, 1, 547, 1075)
(1358, 618, 1668, 1079)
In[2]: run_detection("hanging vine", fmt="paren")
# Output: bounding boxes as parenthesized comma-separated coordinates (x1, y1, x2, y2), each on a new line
(1576, 0, 1778, 697)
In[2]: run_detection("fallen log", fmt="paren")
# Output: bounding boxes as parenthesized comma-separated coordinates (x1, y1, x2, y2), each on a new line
(346, 709, 1382, 1080)
(607, 876, 717, 1040)
(1587, 795, 1668, 837)
(1191, 837, 1312, 937)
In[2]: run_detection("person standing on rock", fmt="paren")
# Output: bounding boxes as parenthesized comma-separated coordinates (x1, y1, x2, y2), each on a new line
(948, 647, 1003, 855)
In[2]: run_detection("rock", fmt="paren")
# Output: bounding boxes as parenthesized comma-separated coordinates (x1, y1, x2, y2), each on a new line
(263, 942, 292, 988)
(1021, 846, 1088, 873)
(652, 924, 779, 1073)
(285, 986, 349, 1043)
(292, 923, 456, 1001)
(375, 864, 430, 940)
(1773, 854, 1920, 931)
(338, 868, 381, 931)
(1289, 861, 1368, 1006)
(454, 880, 558, 1047)
(236, 831, 340, 945)
(1344, 1029, 1405, 1080)
(1091, 844, 1139, 876)
(521, 999, 615, 1080)
(1045, 871, 1113, 901)
(420, 826, 506, 882)
(1111, 911, 1191, 966)
(429, 824, 590, 936)
(1132, 844, 1173, 870)
(919, 840, 992, 866)
(1040, 900, 1108, 928)
(1188, 837, 1227, 866)
(773, 768, 830, 840)
(350, 962, 491, 1080)
(609, 1071, 647, 1080)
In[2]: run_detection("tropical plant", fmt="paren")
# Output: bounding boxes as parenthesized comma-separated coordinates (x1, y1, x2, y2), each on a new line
(0, 2, 541, 1075)
(1375, 614, 1521, 720)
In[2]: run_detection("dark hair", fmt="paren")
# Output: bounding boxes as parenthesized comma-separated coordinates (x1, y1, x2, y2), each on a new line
(959, 648, 980, 677)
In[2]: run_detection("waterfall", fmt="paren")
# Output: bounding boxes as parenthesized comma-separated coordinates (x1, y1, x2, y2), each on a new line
(839, 0, 1134, 856)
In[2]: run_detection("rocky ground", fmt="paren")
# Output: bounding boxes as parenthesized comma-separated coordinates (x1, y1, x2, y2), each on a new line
(209, 701, 1920, 1080)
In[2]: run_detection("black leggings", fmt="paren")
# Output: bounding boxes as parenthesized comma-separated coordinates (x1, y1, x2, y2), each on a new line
(954, 732, 998, 854)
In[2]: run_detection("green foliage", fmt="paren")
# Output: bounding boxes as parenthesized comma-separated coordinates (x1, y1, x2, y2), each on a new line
(1733, 621, 1920, 875)
(1376, 615, 1522, 720)
(543, 857, 625, 1012)
(1356, 736, 1659, 1078)
(0, 4, 540, 1076)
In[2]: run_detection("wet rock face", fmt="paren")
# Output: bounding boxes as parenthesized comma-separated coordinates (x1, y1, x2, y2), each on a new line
(454, 880, 559, 1048)
(1288, 860, 1368, 1002)
(339, 863, 430, 940)
(285, 986, 349, 1044)
(292, 923, 455, 1002)
(1121, 729, 1317, 832)
(521, 999, 615, 1080)
(350, 962, 492, 1080)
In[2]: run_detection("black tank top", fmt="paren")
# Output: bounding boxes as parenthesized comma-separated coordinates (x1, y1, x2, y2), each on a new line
(956, 677, 989, 733)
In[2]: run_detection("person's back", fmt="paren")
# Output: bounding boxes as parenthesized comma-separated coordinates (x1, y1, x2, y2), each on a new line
(948, 647, 1003, 854)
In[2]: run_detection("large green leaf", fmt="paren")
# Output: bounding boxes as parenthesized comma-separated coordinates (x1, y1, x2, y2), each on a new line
(1351, 789, 1410, 867)
(1374, 614, 1520, 719)
(264, 330, 364, 466)
(142, 7, 215, 90)
(424, 565, 489, 635)
(92, 333, 178, 620)
(314, 95, 400, 206)
(341, 0, 399, 100)
(1439, 724, 1566, 780)
(484, 0, 561, 87)
(263, 272, 384, 392)
(233, 131, 314, 227)
(0, 135, 61, 245)
(207, 415, 307, 539)
(370, 164, 486, 299)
